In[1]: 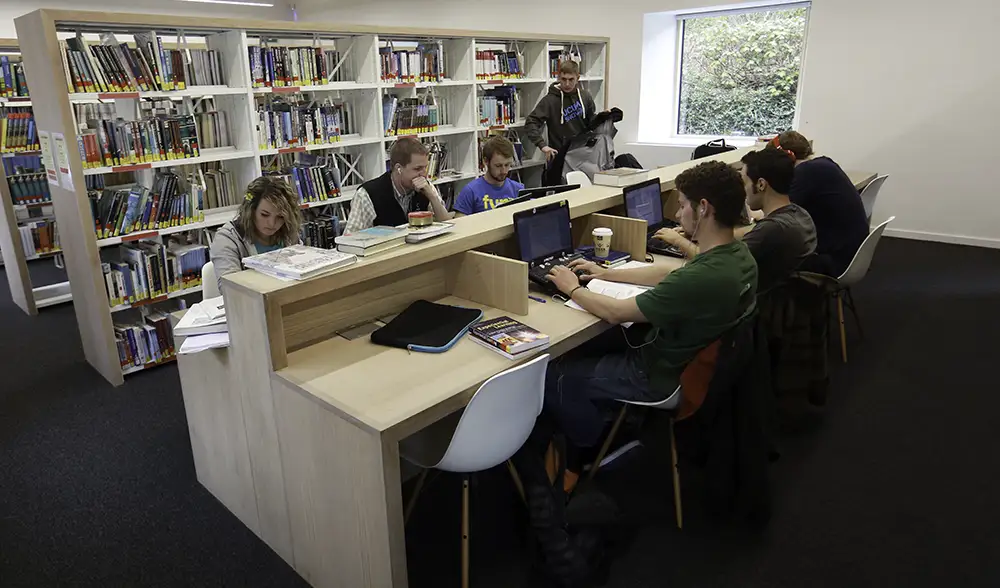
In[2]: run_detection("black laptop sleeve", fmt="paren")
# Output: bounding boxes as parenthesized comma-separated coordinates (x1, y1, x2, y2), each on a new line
(370, 300, 484, 353)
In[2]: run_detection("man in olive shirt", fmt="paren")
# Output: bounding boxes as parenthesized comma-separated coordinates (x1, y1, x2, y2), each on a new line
(545, 161, 758, 486)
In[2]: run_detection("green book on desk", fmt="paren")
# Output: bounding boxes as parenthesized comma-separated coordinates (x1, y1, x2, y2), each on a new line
(335, 226, 408, 256)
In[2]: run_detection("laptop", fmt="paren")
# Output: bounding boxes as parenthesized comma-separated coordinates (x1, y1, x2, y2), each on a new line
(513, 200, 586, 294)
(622, 178, 685, 258)
(495, 183, 581, 209)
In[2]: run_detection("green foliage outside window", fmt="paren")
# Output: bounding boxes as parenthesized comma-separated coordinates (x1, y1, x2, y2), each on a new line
(678, 7, 809, 137)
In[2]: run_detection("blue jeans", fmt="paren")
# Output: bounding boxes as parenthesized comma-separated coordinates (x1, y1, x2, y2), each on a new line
(543, 327, 661, 449)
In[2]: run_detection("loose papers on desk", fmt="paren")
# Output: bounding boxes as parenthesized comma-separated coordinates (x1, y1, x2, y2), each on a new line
(173, 295, 227, 337)
(565, 277, 651, 328)
(179, 332, 230, 354)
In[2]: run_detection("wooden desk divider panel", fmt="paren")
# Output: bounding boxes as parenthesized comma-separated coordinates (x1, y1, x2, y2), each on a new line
(573, 213, 648, 262)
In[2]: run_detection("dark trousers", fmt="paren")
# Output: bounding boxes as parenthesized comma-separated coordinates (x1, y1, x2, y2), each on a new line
(542, 148, 568, 186)
(543, 327, 660, 449)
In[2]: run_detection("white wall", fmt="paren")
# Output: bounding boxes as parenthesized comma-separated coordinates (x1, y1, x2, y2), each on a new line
(0, 0, 291, 37)
(297, 0, 1000, 246)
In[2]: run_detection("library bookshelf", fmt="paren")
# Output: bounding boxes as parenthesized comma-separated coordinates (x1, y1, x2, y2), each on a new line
(15, 9, 608, 385)
(0, 37, 73, 316)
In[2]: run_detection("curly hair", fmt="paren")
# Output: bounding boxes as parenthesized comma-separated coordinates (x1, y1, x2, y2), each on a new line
(236, 176, 302, 246)
(674, 161, 746, 228)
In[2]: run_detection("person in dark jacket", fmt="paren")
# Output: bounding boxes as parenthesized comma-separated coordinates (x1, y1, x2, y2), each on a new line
(343, 137, 453, 233)
(772, 131, 868, 277)
(524, 60, 597, 186)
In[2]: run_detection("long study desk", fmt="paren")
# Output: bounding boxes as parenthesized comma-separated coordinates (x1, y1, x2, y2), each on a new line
(176, 147, 876, 587)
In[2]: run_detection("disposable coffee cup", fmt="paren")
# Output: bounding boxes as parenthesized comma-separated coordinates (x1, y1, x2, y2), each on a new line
(592, 227, 613, 258)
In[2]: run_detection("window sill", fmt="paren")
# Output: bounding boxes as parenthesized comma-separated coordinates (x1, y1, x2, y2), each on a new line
(628, 137, 757, 149)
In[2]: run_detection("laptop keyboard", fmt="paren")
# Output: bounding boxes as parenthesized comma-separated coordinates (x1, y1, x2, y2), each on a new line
(529, 253, 586, 291)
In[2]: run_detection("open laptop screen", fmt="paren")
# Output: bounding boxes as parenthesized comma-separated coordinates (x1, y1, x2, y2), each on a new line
(623, 179, 664, 228)
(514, 201, 573, 263)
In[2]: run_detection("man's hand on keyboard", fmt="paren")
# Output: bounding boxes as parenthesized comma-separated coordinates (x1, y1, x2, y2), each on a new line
(653, 227, 689, 247)
(548, 265, 581, 295)
(567, 259, 605, 282)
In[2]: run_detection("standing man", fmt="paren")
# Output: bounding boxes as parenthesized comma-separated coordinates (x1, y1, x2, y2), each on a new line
(344, 137, 453, 233)
(524, 60, 597, 186)
(453, 136, 525, 216)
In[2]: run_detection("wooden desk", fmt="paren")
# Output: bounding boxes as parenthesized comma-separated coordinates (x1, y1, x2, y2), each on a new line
(177, 147, 874, 587)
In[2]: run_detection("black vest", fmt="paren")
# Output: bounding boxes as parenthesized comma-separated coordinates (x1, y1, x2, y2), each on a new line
(360, 171, 428, 227)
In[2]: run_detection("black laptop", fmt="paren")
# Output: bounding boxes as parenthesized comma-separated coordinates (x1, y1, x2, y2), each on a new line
(513, 200, 586, 294)
(622, 178, 684, 258)
(495, 183, 581, 209)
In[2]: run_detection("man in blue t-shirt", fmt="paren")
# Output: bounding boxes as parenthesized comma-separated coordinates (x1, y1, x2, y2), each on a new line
(454, 136, 524, 216)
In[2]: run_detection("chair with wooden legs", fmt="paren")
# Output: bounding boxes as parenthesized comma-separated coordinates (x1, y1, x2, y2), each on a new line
(587, 386, 683, 528)
(799, 216, 894, 363)
(400, 354, 549, 588)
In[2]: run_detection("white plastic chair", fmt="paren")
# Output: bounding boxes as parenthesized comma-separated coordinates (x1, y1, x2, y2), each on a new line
(859, 175, 889, 223)
(400, 353, 549, 588)
(566, 170, 592, 187)
(799, 216, 894, 363)
(200, 261, 219, 300)
(588, 386, 684, 528)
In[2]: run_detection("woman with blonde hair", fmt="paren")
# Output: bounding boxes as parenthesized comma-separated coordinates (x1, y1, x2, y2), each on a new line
(209, 176, 302, 291)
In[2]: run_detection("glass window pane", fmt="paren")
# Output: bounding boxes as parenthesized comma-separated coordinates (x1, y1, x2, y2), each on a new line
(677, 7, 809, 137)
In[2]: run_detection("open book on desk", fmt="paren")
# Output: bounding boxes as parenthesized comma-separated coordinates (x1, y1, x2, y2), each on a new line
(565, 277, 651, 328)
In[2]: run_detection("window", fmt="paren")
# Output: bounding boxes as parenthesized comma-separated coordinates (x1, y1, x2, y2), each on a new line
(675, 3, 810, 138)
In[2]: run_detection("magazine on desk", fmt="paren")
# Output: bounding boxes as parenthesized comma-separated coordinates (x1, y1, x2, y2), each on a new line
(243, 244, 358, 280)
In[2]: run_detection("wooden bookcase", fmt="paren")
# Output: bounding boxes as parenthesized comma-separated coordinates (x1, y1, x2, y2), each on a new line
(0, 37, 73, 315)
(14, 9, 608, 385)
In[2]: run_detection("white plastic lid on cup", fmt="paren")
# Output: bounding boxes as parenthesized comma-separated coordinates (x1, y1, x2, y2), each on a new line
(592, 227, 613, 237)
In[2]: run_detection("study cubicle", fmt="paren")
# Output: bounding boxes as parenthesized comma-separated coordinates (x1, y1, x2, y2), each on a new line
(174, 146, 876, 588)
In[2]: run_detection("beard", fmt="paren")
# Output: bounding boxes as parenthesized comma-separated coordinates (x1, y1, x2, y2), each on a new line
(488, 169, 506, 184)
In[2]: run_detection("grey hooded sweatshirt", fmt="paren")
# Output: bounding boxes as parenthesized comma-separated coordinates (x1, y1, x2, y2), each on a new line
(524, 83, 597, 152)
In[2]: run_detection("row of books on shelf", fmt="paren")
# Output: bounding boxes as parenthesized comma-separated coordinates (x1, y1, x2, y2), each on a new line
(475, 49, 525, 80)
(256, 100, 354, 150)
(1, 56, 29, 98)
(300, 215, 341, 249)
(548, 50, 582, 78)
(478, 87, 521, 127)
(267, 156, 345, 205)
(89, 172, 204, 238)
(6, 172, 49, 205)
(19, 221, 60, 258)
(102, 241, 208, 308)
(382, 95, 446, 136)
(249, 45, 350, 88)
(61, 33, 225, 94)
(196, 110, 231, 150)
(115, 311, 175, 370)
(76, 105, 200, 168)
(1, 109, 39, 153)
(379, 44, 446, 83)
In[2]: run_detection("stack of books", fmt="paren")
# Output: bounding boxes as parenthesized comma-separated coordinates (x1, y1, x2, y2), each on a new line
(60, 32, 225, 93)
(479, 87, 520, 127)
(475, 49, 525, 80)
(248, 45, 349, 88)
(0, 107, 39, 153)
(593, 168, 650, 187)
(396, 221, 454, 243)
(335, 226, 408, 256)
(470, 316, 550, 359)
(379, 43, 445, 82)
(173, 295, 227, 337)
(0, 55, 29, 97)
(244, 244, 358, 280)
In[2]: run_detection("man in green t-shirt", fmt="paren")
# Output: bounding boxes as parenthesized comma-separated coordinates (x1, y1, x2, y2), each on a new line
(544, 161, 758, 489)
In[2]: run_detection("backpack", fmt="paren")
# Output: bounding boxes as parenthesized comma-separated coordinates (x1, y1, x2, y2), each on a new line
(691, 138, 737, 160)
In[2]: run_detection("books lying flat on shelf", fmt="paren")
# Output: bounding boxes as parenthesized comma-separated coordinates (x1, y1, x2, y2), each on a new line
(592, 168, 650, 187)
(476, 49, 525, 80)
(243, 244, 358, 280)
(396, 221, 454, 243)
(174, 295, 227, 336)
(103, 242, 207, 308)
(335, 226, 408, 256)
(469, 316, 549, 359)
(0, 108, 39, 153)
(1, 55, 29, 97)
(380, 43, 445, 82)
(249, 45, 350, 88)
